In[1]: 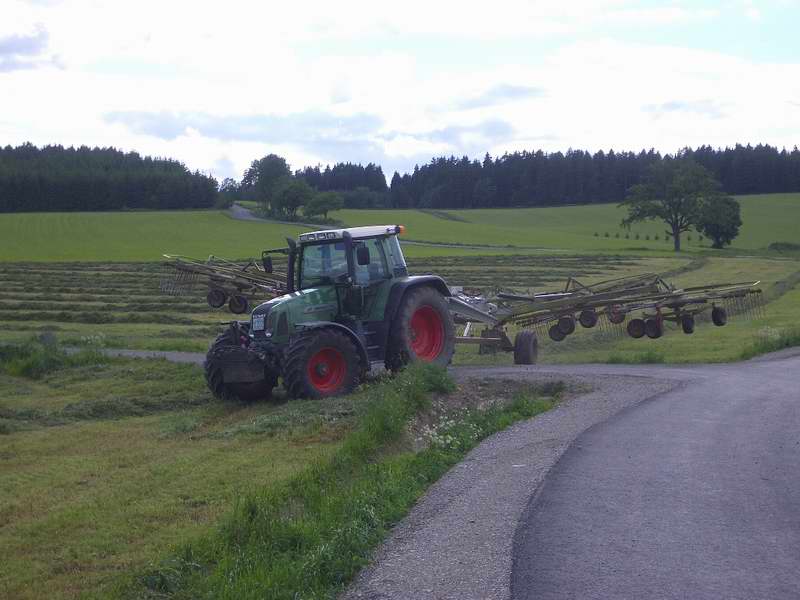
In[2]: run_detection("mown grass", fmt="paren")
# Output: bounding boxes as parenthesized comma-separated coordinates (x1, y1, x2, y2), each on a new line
(128, 365, 559, 600)
(0, 349, 361, 599)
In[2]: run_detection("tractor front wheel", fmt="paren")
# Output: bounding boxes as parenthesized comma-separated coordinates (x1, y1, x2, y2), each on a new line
(386, 286, 455, 371)
(283, 329, 361, 399)
(204, 325, 276, 402)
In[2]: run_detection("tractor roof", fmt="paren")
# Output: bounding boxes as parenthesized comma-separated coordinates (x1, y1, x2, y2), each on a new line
(298, 225, 403, 244)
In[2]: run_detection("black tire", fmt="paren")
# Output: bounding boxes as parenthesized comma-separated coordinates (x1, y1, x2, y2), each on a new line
(712, 306, 727, 326)
(204, 325, 275, 402)
(283, 328, 361, 399)
(557, 315, 576, 336)
(385, 286, 456, 371)
(681, 314, 695, 334)
(627, 318, 646, 339)
(608, 306, 626, 324)
(207, 289, 227, 308)
(645, 318, 663, 339)
(548, 324, 566, 342)
(229, 295, 249, 314)
(513, 330, 539, 365)
(578, 309, 598, 329)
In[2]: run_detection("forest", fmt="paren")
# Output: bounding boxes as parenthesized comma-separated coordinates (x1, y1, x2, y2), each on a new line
(0, 143, 218, 212)
(1, 142, 799, 213)
(386, 144, 800, 210)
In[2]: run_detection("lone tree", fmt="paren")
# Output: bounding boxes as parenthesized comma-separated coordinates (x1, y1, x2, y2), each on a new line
(696, 196, 742, 249)
(304, 191, 344, 220)
(241, 154, 291, 208)
(272, 179, 313, 219)
(620, 158, 728, 251)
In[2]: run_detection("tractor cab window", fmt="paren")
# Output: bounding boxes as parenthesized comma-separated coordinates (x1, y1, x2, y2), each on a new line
(300, 242, 348, 289)
(384, 235, 408, 277)
(353, 238, 389, 285)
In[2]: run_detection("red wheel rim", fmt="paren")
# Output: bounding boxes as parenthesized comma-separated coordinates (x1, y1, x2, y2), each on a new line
(307, 347, 346, 393)
(410, 305, 444, 361)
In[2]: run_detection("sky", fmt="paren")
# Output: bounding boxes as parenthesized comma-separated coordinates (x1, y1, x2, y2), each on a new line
(1, 0, 799, 182)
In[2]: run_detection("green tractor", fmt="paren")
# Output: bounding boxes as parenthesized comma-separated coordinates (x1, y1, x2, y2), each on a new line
(204, 225, 456, 400)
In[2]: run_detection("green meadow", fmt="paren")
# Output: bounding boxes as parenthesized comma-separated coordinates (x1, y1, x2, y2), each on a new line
(1, 193, 798, 262)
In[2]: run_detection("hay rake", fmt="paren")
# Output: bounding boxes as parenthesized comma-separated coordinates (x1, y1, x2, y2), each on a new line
(447, 273, 763, 354)
(161, 249, 289, 314)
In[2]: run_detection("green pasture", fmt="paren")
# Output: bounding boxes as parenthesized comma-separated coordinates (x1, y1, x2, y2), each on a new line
(0, 193, 797, 263)
(334, 193, 800, 251)
(0, 211, 306, 262)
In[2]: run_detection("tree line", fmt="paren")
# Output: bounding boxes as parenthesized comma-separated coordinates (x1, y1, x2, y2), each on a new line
(0, 143, 218, 212)
(388, 144, 800, 210)
(2, 142, 799, 214)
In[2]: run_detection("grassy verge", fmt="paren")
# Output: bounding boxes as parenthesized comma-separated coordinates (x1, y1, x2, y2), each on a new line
(739, 326, 800, 360)
(131, 366, 559, 599)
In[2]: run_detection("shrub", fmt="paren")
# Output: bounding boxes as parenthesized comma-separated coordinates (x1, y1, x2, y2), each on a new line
(604, 232, 610, 238)
(593, 232, 599, 237)
(635, 233, 640, 240)
(645, 234, 650, 240)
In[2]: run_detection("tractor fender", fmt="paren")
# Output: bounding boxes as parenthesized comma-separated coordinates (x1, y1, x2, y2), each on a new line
(384, 276, 451, 323)
(293, 321, 370, 369)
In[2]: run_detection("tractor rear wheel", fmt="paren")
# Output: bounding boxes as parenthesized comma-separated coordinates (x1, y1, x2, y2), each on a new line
(513, 330, 539, 365)
(283, 329, 361, 399)
(204, 325, 275, 402)
(385, 286, 455, 371)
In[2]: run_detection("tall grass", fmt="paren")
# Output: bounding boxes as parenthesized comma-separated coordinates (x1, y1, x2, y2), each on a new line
(0, 338, 107, 379)
(134, 365, 558, 599)
(739, 327, 800, 360)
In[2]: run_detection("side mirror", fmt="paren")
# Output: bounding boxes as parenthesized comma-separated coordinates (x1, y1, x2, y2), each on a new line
(356, 244, 370, 266)
(261, 254, 273, 273)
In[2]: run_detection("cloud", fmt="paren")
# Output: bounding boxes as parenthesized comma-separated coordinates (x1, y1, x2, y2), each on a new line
(457, 84, 545, 110)
(643, 100, 726, 119)
(105, 110, 384, 143)
(0, 25, 56, 72)
(420, 120, 516, 145)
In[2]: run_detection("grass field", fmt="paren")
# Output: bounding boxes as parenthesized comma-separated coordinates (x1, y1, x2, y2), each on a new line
(0, 350, 362, 599)
(1, 193, 798, 262)
(334, 193, 800, 251)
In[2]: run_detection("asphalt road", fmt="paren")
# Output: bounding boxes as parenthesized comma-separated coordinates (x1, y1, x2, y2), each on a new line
(512, 354, 800, 600)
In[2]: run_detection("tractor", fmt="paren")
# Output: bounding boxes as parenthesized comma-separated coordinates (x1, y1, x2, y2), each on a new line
(204, 225, 457, 400)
